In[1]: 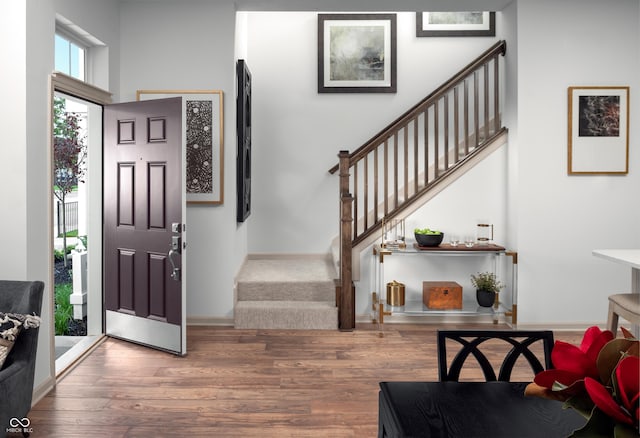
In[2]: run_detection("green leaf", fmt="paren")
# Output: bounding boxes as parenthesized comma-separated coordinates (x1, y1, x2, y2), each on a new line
(614, 422, 639, 438)
(597, 339, 638, 384)
(567, 407, 615, 437)
(564, 395, 596, 419)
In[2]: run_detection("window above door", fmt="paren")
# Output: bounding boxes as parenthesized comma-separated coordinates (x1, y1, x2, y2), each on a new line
(54, 14, 106, 84)
(55, 32, 85, 81)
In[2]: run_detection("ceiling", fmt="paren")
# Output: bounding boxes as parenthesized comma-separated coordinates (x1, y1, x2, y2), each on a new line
(233, 0, 515, 11)
(120, 0, 515, 12)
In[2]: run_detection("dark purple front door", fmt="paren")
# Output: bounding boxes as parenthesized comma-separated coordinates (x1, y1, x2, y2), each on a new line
(103, 97, 186, 355)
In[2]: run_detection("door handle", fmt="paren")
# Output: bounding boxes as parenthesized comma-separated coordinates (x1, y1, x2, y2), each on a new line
(168, 249, 181, 281)
(169, 222, 182, 281)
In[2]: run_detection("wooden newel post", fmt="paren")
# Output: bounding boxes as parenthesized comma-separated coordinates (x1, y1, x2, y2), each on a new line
(338, 151, 355, 330)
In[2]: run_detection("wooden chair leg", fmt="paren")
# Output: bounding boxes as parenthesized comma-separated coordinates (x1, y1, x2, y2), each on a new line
(607, 301, 619, 334)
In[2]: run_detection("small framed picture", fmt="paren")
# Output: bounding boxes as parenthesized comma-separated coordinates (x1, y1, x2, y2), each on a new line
(318, 13, 396, 93)
(416, 12, 495, 37)
(568, 86, 629, 175)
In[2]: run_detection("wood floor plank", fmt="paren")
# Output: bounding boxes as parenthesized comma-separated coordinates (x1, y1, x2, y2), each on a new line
(25, 324, 583, 437)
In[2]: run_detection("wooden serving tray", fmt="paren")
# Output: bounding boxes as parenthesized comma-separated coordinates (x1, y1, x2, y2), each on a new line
(413, 243, 506, 251)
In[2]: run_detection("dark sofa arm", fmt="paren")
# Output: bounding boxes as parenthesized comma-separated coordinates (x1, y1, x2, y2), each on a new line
(0, 356, 36, 433)
(0, 280, 44, 435)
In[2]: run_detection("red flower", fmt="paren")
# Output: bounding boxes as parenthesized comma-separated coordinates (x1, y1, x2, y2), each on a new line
(533, 326, 614, 395)
(526, 327, 639, 435)
(616, 355, 640, 421)
(584, 356, 640, 426)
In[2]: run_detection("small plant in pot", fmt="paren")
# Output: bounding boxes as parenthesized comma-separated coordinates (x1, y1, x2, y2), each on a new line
(470, 272, 504, 307)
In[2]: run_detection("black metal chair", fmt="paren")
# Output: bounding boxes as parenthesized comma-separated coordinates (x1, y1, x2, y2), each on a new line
(0, 280, 44, 437)
(437, 329, 554, 382)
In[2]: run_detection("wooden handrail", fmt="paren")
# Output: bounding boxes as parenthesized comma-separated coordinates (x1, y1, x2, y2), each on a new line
(328, 40, 506, 175)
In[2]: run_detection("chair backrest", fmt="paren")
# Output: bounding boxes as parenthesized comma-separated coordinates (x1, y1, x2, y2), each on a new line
(437, 329, 554, 382)
(0, 280, 44, 315)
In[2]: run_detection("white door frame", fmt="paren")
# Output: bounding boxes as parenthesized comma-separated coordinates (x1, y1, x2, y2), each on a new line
(49, 73, 112, 377)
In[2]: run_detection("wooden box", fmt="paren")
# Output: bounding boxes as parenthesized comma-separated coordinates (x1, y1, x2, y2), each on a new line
(423, 281, 463, 309)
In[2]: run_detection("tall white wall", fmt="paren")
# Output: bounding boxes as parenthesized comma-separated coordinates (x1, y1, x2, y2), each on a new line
(515, 0, 640, 326)
(502, 0, 518, 254)
(245, 12, 501, 254)
(1, 0, 56, 397)
(119, 1, 242, 321)
(25, 0, 56, 392)
(0, 2, 28, 280)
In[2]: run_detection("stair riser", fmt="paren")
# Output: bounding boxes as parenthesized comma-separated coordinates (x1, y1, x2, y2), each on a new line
(234, 306, 338, 330)
(237, 281, 335, 302)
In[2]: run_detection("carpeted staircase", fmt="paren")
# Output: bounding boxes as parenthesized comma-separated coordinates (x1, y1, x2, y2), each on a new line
(234, 255, 339, 330)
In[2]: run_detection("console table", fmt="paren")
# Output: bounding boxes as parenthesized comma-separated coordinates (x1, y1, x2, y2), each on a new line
(371, 244, 518, 326)
(378, 381, 586, 438)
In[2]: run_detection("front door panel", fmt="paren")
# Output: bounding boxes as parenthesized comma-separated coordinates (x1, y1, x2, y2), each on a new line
(104, 97, 186, 355)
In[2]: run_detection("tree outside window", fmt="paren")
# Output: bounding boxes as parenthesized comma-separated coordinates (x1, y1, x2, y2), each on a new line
(53, 97, 87, 267)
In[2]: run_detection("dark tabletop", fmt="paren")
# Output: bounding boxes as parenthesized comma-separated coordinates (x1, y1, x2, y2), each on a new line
(379, 381, 587, 438)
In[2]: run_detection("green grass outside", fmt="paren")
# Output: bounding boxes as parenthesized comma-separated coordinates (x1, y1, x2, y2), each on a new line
(57, 229, 78, 238)
(54, 282, 73, 335)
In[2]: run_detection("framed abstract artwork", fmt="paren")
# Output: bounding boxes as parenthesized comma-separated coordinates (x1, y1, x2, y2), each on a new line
(137, 89, 224, 204)
(568, 86, 629, 175)
(318, 13, 396, 93)
(416, 12, 495, 37)
(236, 60, 252, 222)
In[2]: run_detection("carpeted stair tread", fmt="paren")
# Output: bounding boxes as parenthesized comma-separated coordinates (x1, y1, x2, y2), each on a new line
(237, 257, 336, 302)
(237, 257, 337, 282)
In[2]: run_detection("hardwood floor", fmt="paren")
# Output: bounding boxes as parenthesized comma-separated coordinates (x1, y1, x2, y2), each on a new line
(26, 324, 583, 437)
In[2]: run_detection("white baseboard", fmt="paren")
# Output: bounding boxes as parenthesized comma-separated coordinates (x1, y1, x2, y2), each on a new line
(247, 253, 332, 261)
(31, 375, 56, 408)
(187, 316, 234, 326)
(514, 322, 607, 331)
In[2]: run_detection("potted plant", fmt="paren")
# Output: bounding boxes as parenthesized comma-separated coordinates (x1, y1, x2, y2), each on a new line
(470, 272, 504, 307)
